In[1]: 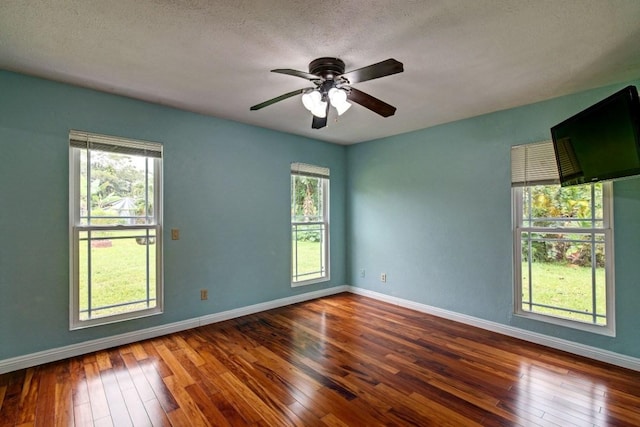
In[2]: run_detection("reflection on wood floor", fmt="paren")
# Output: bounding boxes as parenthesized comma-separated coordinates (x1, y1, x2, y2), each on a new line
(1, 293, 639, 426)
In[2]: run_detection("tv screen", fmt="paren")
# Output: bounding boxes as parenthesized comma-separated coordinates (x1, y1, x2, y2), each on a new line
(551, 85, 640, 187)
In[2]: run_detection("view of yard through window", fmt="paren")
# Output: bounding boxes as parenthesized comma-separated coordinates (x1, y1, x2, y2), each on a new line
(516, 182, 610, 326)
(292, 228, 324, 281)
(522, 262, 606, 324)
(78, 229, 157, 320)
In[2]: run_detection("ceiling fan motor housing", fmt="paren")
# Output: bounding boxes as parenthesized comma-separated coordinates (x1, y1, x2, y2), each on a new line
(309, 58, 345, 79)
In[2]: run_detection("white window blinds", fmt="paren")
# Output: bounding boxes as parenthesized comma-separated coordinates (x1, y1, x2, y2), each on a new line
(291, 162, 330, 179)
(69, 130, 163, 158)
(511, 140, 559, 187)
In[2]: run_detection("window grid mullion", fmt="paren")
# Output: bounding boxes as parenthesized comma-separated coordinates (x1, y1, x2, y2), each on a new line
(590, 184, 597, 323)
(85, 148, 92, 319)
(526, 188, 533, 311)
(87, 230, 92, 319)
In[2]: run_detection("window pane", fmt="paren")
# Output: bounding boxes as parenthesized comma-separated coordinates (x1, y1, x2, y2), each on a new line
(85, 151, 154, 225)
(528, 255, 594, 319)
(594, 243, 607, 325)
(524, 184, 598, 223)
(78, 228, 156, 320)
(292, 175, 323, 222)
(292, 223, 325, 282)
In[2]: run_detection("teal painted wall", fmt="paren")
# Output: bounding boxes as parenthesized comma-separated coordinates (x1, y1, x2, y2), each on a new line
(0, 71, 347, 360)
(346, 80, 640, 358)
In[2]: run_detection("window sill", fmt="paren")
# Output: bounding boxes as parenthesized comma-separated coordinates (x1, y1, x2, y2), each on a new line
(513, 310, 615, 337)
(70, 307, 163, 331)
(291, 276, 330, 288)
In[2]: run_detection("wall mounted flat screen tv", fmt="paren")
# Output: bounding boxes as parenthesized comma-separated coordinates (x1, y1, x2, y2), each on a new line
(551, 85, 640, 187)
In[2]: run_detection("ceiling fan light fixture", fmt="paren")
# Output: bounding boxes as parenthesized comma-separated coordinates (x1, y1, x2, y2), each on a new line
(302, 90, 327, 118)
(251, 57, 403, 128)
(301, 90, 317, 111)
(328, 88, 351, 116)
(311, 100, 327, 118)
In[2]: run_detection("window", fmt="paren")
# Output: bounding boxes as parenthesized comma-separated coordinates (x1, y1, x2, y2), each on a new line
(291, 163, 329, 286)
(512, 141, 614, 335)
(69, 131, 163, 329)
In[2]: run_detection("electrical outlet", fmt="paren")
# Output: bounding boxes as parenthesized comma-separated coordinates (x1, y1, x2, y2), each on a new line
(200, 289, 208, 300)
(171, 228, 180, 240)
(360, 269, 365, 278)
(381, 273, 387, 283)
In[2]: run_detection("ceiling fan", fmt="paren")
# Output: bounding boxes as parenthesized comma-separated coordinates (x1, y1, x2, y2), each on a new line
(250, 57, 404, 129)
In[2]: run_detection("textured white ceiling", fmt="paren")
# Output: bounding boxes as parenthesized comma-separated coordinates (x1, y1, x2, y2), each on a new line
(1, 0, 640, 144)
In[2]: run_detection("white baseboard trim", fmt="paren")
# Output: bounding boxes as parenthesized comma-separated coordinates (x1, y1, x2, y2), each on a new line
(2, 284, 638, 374)
(347, 286, 640, 372)
(0, 285, 349, 374)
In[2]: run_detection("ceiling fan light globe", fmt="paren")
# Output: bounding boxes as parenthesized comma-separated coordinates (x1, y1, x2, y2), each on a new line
(328, 87, 346, 104)
(328, 88, 351, 115)
(311, 101, 327, 118)
(301, 92, 315, 111)
(334, 101, 351, 116)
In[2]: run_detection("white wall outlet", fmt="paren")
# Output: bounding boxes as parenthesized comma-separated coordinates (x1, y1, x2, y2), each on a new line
(381, 273, 387, 283)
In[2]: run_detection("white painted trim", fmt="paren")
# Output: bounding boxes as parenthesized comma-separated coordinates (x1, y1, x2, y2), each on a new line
(0, 285, 348, 374)
(347, 286, 640, 372)
(2, 284, 638, 374)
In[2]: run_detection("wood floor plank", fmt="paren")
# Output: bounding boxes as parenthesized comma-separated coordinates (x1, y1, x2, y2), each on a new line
(15, 368, 38, 426)
(182, 382, 231, 427)
(93, 415, 114, 427)
(0, 385, 6, 415)
(162, 375, 211, 427)
(120, 386, 152, 427)
(2, 293, 640, 426)
(216, 370, 302, 426)
(69, 357, 89, 408)
(83, 361, 111, 421)
(119, 352, 157, 403)
(142, 398, 172, 427)
(154, 344, 196, 387)
(33, 364, 56, 426)
(72, 401, 92, 426)
(54, 363, 73, 427)
(95, 351, 112, 372)
(129, 342, 149, 362)
(99, 368, 132, 427)
(137, 358, 179, 413)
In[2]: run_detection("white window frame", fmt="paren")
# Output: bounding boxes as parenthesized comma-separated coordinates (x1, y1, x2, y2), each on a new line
(69, 130, 163, 329)
(511, 141, 615, 336)
(291, 163, 330, 286)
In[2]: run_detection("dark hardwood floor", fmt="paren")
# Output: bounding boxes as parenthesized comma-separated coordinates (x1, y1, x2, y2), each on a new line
(1, 293, 640, 426)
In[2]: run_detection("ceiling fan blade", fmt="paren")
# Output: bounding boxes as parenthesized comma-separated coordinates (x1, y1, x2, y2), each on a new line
(311, 102, 331, 129)
(250, 88, 313, 111)
(347, 88, 397, 117)
(341, 59, 404, 84)
(272, 69, 320, 81)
